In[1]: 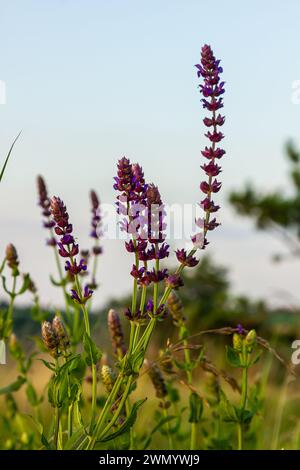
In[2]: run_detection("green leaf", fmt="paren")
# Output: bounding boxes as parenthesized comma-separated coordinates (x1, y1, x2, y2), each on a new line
(250, 350, 263, 366)
(26, 383, 38, 407)
(64, 428, 88, 450)
(226, 346, 242, 368)
(0, 375, 26, 395)
(37, 358, 56, 372)
(98, 398, 147, 443)
(188, 392, 203, 423)
(219, 389, 238, 423)
(0, 132, 21, 183)
(83, 333, 102, 366)
(17, 273, 31, 295)
(49, 275, 67, 287)
(130, 348, 145, 374)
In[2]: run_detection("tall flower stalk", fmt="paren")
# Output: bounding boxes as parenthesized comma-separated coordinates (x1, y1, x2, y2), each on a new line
(89, 189, 103, 288)
(49, 196, 97, 429)
(87, 44, 226, 449)
(37, 176, 70, 313)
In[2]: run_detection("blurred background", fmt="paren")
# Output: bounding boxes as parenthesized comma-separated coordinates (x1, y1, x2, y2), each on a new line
(1, 0, 300, 309)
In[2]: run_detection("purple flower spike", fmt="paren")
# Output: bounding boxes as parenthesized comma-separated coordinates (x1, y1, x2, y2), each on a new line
(37, 175, 58, 246)
(237, 324, 244, 335)
(89, 190, 103, 255)
(193, 45, 225, 250)
(50, 196, 89, 284)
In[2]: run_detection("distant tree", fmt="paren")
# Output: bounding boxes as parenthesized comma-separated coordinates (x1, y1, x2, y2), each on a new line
(229, 142, 300, 261)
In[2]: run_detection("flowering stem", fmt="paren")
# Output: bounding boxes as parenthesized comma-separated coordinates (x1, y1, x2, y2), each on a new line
(86, 373, 124, 449)
(238, 344, 248, 450)
(72, 270, 97, 429)
(50, 228, 70, 316)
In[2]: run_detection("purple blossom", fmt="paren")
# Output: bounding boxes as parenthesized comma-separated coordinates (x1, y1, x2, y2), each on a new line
(70, 285, 93, 305)
(193, 44, 225, 250)
(50, 196, 88, 280)
(165, 274, 184, 290)
(37, 175, 57, 246)
(89, 190, 103, 256)
(175, 249, 199, 268)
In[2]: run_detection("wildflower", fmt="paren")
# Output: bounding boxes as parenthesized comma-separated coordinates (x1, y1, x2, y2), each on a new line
(193, 45, 225, 249)
(5, 244, 19, 276)
(50, 196, 90, 301)
(36, 175, 56, 246)
(233, 333, 243, 352)
(101, 365, 116, 393)
(146, 299, 168, 319)
(107, 309, 126, 358)
(90, 190, 103, 255)
(237, 323, 244, 335)
(175, 249, 198, 268)
(124, 307, 147, 323)
(245, 329, 256, 353)
(70, 285, 93, 305)
(41, 321, 59, 357)
(167, 290, 186, 326)
(145, 359, 168, 400)
(52, 315, 70, 351)
(165, 274, 184, 290)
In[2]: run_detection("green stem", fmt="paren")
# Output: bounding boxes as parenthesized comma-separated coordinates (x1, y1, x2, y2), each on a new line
(238, 347, 248, 451)
(98, 376, 133, 440)
(7, 276, 17, 322)
(191, 422, 197, 450)
(163, 405, 174, 450)
(86, 373, 124, 449)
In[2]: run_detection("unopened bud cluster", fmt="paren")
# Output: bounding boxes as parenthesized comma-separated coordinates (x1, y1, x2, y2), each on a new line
(41, 315, 70, 357)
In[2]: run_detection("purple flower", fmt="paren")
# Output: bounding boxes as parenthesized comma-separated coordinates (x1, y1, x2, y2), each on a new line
(165, 274, 184, 290)
(70, 285, 93, 305)
(50, 196, 88, 279)
(237, 324, 244, 335)
(146, 299, 168, 319)
(89, 190, 103, 256)
(175, 249, 199, 268)
(193, 44, 225, 250)
(37, 175, 57, 246)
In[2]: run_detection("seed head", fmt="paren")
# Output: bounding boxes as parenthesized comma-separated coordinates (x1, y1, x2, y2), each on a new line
(107, 309, 126, 358)
(145, 359, 167, 399)
(167, 290, 186, 326)
(52, 315, 70, 351)
(41, 321, 59, 357)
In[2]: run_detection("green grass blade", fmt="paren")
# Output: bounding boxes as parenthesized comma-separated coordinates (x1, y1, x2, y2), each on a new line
(0, 131, 21, 183)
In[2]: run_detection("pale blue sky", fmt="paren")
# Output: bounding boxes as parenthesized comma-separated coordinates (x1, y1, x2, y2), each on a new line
(1, 0, 300, 309)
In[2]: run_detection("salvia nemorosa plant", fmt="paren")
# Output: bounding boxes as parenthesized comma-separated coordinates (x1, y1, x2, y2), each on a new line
(1, 45, 293, 451)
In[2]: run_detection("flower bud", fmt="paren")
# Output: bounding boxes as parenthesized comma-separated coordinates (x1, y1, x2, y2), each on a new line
(41, 321, 59, 357)
(101, 365, 116, 393)
(233, 333, 243, 352)
(5, 243, 19, 276)
(167, 290, 186, 326)
(9, 333, 22, 360)
(52, 315, 70, 351)
(107, 309, 126, 358)
(145, 359, 167, 399)
(245, 329, 256, 353)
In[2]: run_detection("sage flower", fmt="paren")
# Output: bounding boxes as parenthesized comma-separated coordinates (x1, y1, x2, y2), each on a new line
(193, 45, 225, 249)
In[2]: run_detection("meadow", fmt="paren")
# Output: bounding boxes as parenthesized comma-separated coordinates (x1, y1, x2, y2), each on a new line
(0, 44, 299, 451)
